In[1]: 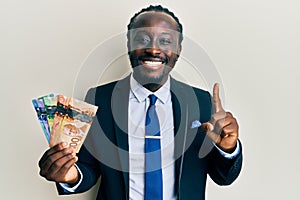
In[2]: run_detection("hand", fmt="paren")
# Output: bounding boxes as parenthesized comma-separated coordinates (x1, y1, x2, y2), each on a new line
(202, 83, 239, 153)
(38, 142, 79, 184)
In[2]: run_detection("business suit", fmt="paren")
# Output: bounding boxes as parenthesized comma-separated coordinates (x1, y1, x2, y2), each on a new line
(57, 75, 242, 200)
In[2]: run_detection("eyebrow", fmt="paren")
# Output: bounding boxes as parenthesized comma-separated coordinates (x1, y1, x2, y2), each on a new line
(134, 30, 148, 35)
(160, 32, 173, 37)
(134, 31, 174, 36)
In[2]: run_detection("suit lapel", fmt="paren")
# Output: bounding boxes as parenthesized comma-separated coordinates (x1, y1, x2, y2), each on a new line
(171, 78, 201, 198)
(170, 78, 188, 196)
(111, 76, 130, 199)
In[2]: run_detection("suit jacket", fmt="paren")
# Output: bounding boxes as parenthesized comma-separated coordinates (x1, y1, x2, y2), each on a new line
(57, 76, 243, 200)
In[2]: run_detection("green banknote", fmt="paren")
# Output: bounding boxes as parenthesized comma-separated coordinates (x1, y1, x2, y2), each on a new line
(42, 94, 57, 133)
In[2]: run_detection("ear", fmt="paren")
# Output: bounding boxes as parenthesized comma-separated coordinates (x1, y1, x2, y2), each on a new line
(177, 44, 182, 58)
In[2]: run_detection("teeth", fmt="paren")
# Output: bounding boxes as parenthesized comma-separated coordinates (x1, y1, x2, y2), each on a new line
(144, 61, 162, 66)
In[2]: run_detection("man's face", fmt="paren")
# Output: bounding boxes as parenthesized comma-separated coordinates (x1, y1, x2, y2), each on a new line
(128, 11, 182, 87)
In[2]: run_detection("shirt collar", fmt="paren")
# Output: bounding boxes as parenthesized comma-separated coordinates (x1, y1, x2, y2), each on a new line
(130, 74, 170, 104)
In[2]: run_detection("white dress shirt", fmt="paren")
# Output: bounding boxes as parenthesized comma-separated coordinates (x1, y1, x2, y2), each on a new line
(128, 75, 176, 200)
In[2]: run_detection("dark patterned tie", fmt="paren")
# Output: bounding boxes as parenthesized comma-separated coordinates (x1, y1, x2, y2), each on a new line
(145, 94, 163, 200)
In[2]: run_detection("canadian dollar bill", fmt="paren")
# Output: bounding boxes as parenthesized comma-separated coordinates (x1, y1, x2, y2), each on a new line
(32, 98, 51, 143)
(50, 94, 98, 153)
(33, 93, 98, 152)
(42, 94, 57, 133)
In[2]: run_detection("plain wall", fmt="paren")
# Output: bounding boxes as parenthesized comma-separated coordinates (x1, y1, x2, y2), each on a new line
(1, 0, 299, 199)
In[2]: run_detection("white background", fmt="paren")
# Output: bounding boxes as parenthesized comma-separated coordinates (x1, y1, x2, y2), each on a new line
(0, 0, 299, 199)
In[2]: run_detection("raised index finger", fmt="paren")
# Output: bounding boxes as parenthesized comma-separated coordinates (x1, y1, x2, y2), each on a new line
(213, 83, 224, 113)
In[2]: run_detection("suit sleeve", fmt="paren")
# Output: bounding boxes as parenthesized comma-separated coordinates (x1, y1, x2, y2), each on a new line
(205, 92, 243, 185)
(207, 141, 243, 185)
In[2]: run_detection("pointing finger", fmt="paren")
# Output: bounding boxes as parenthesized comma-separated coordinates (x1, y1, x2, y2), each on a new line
(213, 83, 224, 113)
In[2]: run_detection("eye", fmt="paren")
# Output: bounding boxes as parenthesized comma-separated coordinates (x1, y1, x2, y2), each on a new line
(159, 38, 172, 46)
(134, 35, 151, 45)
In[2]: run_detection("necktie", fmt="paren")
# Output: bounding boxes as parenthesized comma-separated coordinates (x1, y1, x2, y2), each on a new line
(145, 94, 163, 200)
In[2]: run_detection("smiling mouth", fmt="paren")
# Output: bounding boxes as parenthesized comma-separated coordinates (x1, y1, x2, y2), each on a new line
(142, 60, 163, 67)
(139, 56, 166, 69)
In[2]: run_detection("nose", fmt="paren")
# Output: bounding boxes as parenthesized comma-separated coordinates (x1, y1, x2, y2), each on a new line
(145, 41, 161, 55)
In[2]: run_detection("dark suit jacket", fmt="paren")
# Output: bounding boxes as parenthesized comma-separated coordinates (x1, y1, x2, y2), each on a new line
(57, 76, 242, 200)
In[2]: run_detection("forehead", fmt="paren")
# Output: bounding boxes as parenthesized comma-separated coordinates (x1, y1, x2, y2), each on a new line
(132, 11, 178, 31)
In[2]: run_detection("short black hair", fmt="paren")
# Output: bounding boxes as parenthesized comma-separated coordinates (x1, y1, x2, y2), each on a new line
(127, 5, 183, 44)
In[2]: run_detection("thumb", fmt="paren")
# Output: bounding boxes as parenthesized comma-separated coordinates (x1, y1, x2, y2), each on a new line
(201, 122, 221, 144)
(201, 122, 214, 132)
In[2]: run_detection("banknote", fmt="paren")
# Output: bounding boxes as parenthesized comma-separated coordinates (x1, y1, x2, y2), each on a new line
(32, 98, 51, 143)
(42, 94, 57, 133)
(50, 94, 98, 153)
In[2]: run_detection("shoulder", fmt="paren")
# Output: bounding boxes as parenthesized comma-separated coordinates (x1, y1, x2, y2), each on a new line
(170, 77, 211, 100)
(84, 76, 130, 105)
(88, 80, 119, 94)
(170, 77, 212, 120)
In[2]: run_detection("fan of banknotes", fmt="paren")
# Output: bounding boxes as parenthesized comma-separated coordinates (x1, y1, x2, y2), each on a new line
(32, 94, 98, 153)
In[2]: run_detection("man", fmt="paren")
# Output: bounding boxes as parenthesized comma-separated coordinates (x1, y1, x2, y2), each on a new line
(38, 5, 242, 200)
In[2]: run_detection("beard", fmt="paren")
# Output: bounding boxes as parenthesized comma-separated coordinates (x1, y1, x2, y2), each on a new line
(132, 65, 169, 87)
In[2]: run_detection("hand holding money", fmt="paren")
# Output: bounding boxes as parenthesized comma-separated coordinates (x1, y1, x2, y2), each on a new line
(34, 94, 98, 183)
(38, 142, 79, 184)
